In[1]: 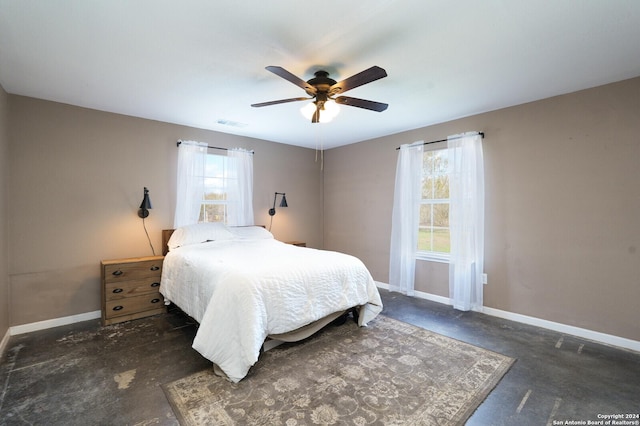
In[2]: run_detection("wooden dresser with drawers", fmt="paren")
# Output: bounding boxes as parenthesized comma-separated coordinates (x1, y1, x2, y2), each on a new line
(100, 255, 165, 325)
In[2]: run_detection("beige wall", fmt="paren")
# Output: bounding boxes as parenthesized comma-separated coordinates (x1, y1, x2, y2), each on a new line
(324, 76, 640, 341)
(7, 96, 324, 326)
(0, 84, 9, 338)
(5, 77, 640, 343)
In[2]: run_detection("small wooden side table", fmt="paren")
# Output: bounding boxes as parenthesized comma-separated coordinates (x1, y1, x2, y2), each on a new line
(101, 255, 165, 325)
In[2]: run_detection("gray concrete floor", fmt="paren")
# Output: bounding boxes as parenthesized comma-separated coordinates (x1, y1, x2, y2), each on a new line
(1, 290, 639, 425)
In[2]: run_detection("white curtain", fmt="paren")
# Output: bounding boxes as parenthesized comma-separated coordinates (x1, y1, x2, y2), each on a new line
(389, 142, 423, 296)
(448, 132, 485, 311)
(226, 148, 254, 226)
(174, 140, 208, 228)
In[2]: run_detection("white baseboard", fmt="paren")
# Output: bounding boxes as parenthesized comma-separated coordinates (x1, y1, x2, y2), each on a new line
(375, 282, 640, 353)
(0, 328, 10, 357)
(481, 306, 640, 353)
(376, 281, 453, 306)
(5, 285, 640, 354)
(9, 310, 102, 336)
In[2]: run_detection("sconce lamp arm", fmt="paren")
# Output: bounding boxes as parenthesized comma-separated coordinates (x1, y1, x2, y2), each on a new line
(269, 192, 286, 216)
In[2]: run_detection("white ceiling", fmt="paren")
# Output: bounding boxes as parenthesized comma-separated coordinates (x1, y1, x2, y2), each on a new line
(1, 1, 639, 149)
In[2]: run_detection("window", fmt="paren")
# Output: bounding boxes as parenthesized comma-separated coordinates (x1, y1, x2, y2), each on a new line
(417, 147, 450, 261)
(199, 153, 232, 223)
(174, 141, 253, 228)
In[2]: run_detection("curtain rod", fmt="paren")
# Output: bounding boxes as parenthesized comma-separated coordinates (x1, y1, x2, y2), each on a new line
(395, 132, 484, 150)
(176, 140, 254, 154)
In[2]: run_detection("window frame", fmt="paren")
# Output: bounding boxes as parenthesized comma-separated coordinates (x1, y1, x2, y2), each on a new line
(416, 142, 451, 263)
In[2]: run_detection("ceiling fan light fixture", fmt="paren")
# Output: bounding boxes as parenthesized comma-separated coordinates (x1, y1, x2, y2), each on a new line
(300, 100, 340, 123)
(300, 102, 316, 120)
(323, 100, 340, 120)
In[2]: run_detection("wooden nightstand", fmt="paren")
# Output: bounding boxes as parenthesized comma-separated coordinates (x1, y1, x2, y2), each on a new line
(101, 255, 165, 325)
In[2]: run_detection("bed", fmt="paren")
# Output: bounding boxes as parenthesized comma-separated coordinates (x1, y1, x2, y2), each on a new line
(159, 223, 383, 382)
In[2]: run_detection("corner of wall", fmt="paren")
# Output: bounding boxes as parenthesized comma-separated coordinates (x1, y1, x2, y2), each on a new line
(0, 83, 10, 346)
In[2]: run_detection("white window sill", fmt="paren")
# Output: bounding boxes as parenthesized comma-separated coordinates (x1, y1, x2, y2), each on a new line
(416, 252, 450, 264)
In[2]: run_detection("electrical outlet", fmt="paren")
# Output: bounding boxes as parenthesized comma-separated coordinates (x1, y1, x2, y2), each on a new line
(482, 273, 488, 285)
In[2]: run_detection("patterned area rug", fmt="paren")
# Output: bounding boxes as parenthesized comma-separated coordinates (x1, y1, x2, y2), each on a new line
(163, 315, 514, 425)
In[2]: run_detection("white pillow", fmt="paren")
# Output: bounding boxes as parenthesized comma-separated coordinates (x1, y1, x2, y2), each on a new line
(168, 223, 235, 250)
(229, 226, 274, 240)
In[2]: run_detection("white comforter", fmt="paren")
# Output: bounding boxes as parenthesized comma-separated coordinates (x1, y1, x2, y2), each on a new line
(159, 238, 382, 382)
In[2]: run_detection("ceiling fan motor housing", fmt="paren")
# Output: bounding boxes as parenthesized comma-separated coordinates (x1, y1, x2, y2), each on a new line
(305, 71, 337, 98)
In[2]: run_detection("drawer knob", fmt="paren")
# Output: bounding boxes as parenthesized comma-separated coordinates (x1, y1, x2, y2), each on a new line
(150, 282, 160, 288)
(151, 298, 161, 304)
(112, 270, 123, 276)
(112, 288, 123, 294)
(113, 306, 124, 311)
(150, 265, 160, 271)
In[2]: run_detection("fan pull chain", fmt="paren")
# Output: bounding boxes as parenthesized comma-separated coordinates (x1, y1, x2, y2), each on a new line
(314, 125, 324, 170)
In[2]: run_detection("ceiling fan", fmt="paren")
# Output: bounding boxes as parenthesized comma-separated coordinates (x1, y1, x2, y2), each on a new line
(251, 65, 388, 123)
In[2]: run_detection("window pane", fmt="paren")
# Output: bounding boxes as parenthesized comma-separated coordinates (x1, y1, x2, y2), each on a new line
(422, 176, 433, 199)
(434, 175, 449, 199)
(417, 227, 432, 251)
(204, 177, 224, 188)
(206, 155, 225, 176)
(433, 150, 448, 173)
(432, 228, 450, 253)
(204, 190, 226, 201)
(433, 203, 449, 227)
(199, 203, 225, 223)
(419, 204, 432, 227)
(422, 151, 434, 174)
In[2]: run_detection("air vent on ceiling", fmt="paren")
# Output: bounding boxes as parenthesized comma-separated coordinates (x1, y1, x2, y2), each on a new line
(217, 119, 248, 128)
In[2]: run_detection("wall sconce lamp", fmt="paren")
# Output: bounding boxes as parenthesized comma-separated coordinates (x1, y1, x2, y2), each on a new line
(268, 192, 288, 216)
(268, 192, 287, 231)
(137, 187, 156, 255)
(138, 187, 152, 218)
